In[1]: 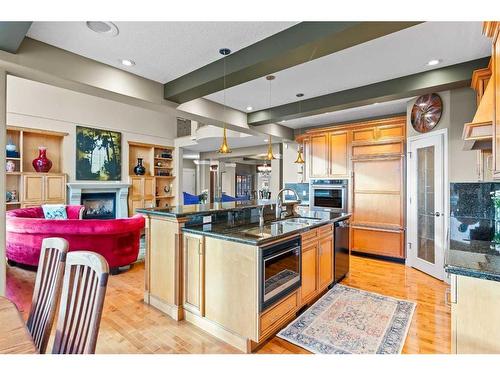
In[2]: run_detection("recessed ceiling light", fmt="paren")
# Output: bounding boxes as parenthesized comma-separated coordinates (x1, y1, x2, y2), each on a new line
(427, 59, 441, 66)
(373, 102, 379, 105)
(120, 59, 135, 67)
(246, 106, 253, 111)
(86, 21, 119, 37)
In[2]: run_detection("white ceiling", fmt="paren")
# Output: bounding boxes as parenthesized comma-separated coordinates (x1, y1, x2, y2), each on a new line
(283, 97, 412, 129)
(27, 21, 296, 83)
(205, 22, 491, 113)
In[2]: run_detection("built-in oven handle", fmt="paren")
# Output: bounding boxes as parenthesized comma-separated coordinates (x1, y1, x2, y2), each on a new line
(264, 246, 301, 262)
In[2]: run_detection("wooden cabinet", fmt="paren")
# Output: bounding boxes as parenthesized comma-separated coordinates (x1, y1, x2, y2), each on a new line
(22, 173, 66, 206)
(310, 133, 329, 177)
(300, 224, 333, 305)
(300, 240, 318, 304)
(329, 131, 349, 177)
(183, 233, 205, 316)
(450, 274, 500, 353)
(128, 176, 155, 216)
(318, 233, 334, 289)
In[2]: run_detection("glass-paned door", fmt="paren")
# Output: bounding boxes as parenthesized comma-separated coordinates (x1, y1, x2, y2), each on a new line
(408, 132, 446, 280)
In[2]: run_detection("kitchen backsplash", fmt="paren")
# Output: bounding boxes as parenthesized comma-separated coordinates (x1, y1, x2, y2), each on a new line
(450, 182, 500, 253)
(284, 183, 309, 203)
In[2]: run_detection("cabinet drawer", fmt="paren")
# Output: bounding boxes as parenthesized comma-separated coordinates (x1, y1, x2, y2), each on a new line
(377, 124, 404, 140)
(318, 224, 333, 236)
(260, 292, 297, 334)
(352, 127, 376, 142)
(351, 226, 404, 258)
(301, 229, 318, 243)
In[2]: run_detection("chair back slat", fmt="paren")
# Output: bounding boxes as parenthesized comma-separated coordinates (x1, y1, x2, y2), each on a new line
(52, 251, 109, 354)
(26, 238, 68, 353)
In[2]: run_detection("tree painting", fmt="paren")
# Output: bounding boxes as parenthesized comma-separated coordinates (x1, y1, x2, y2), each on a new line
(76, 126, 121, 181)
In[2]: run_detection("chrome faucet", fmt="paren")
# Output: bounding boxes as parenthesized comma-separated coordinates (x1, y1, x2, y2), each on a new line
(276, 188, 300, 220)
(258, 206, 265, 227)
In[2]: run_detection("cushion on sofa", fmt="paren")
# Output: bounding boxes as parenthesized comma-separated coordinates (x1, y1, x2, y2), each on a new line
(42, 204, 68, 219)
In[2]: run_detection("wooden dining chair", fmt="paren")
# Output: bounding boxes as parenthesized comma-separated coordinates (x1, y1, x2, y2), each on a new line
(26, 237, 69, 354)
(52, 251, 109, 354)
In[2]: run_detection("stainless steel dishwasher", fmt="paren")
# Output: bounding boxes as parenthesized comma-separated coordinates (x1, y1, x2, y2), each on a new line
(333, 219, 350, 284)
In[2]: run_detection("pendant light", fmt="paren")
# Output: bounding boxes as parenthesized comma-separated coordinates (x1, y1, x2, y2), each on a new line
(218, 48, 232, 154)
(265, 75, 276, 160)
(294, 93, 306, 163)
(294, 145, 305, 164)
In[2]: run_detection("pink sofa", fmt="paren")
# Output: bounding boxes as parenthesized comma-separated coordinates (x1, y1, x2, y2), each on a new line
(6, 206, 145, 270)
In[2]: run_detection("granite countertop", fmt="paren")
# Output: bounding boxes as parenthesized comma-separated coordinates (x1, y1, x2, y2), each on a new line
(182, 210, 351, 246)
(445, 240, 500, 282)
(136, 199, 299, 218)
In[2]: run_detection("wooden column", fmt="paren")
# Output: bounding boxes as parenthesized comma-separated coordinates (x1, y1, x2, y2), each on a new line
(0, 69, 7, 296)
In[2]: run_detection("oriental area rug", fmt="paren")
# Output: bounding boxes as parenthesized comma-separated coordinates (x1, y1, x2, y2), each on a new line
(277, 284, 415, 354)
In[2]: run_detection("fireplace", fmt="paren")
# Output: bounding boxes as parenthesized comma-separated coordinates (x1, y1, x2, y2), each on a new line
(81, 193, 116, 219)
(67, 182, 130, 218)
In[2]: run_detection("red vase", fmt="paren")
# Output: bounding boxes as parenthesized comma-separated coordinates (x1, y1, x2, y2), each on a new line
(32, 147, 53, 173)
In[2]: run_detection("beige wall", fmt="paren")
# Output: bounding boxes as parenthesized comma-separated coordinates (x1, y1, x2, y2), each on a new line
(406, 88, 480, 182)
(282, 141, 302, 185)
(6, 75, 177, 183)
(221, 163, 236, 197)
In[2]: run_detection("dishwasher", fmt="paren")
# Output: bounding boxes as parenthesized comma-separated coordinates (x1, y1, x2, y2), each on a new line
(333, 219, 350, 284)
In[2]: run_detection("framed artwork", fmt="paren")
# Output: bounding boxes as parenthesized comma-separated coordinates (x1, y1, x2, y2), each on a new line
(76, 126, 121, 181)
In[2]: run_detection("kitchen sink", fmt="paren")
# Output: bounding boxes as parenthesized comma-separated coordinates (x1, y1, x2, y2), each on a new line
(281, 217, 321, 225)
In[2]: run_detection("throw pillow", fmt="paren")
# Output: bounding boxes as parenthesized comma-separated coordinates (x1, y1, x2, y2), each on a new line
(42, 204, 68, 220)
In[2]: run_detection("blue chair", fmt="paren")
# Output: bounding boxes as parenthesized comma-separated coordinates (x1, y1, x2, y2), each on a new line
(221, 194, 237, 202)
(235, 195, 250, 202)
(183, 192, 200, 205)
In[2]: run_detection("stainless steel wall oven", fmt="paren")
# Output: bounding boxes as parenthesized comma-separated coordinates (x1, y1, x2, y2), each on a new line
(309, 179, 348, 212)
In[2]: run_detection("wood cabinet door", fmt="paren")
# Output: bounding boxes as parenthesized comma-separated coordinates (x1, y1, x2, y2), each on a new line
(300, 241, 318, 304)
(453, 275, 500, 353)
(329, 131, 349, 177)
(183, 234, 205, 316)
(22, 174, 43, 202)
(310, 134, 329, 178)
(318, 234, 334, 289)
(129, 198, 144, 217)
(143, 177, 155, 199)
(44, 175, 66, 202)
(129, 177, 144, 197)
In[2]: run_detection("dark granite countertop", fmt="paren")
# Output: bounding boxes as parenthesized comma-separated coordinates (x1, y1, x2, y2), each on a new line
(182, 210, 351, 246)
(136, 199, 299, 218)
(445, 240, 500, 282)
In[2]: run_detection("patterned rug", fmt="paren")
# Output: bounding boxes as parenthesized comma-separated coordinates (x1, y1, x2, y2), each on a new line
(277, 284, 415, 354)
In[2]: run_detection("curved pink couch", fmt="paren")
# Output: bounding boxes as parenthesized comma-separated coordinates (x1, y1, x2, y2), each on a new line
(6, 206, 145, 269)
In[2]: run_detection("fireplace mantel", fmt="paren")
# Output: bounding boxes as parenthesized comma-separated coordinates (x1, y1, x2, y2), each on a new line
(67, 182, 130, 218)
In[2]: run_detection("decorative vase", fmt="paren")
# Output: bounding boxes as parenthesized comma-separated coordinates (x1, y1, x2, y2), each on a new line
(32, 146, 52, 173)
(5, 160, 15, 173)
(133, 158, 146, 175)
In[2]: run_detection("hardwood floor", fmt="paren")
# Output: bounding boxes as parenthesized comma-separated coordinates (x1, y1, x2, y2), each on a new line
(5, 255, 450, 354)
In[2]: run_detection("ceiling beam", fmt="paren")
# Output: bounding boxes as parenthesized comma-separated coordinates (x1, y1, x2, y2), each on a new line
(0, 22, 32, 53)
(248, 57, 490, 126)
(163, 21, 422, 103)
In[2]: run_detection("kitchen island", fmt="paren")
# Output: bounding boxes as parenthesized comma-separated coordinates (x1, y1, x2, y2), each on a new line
(137, 201, 350, 352)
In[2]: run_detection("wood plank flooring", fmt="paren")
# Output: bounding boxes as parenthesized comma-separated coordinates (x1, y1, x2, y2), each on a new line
(5, 255, 450, 354)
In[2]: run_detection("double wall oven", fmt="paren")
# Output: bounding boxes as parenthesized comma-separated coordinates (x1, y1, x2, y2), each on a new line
(259, 236, 301, 311)
(309, 179, 348, 212)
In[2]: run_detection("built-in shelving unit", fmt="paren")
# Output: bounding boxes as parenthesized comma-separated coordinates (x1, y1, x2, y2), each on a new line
(128, 141, 175, 216)
(5, 126, 68, 210)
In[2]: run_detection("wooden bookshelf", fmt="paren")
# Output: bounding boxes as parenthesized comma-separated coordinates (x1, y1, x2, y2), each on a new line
(128, 142, 175, 216)
(5, 126, 68, 210)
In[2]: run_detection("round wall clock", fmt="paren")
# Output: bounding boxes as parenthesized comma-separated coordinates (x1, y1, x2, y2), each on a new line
(410, 93, 443, 133)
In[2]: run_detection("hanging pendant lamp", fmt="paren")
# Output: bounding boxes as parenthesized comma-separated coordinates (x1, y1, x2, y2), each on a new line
(218, 48, 232, 154)
(265, 75, 276, 160)
(294, 145, 305, 164)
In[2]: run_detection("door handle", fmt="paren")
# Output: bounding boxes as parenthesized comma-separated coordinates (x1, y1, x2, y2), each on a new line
(431, 212, 442, 217)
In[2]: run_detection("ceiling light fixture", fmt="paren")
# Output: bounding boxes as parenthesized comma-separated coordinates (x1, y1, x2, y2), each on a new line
(246, 106, 253, 111)
(265, 75, 277, 161)
(86, 21, 119, 37)
(294, 145, 305, 164)
(218, 48, 232, 154)
(120, 59, 135, 67)
(427, 59, 441, 66)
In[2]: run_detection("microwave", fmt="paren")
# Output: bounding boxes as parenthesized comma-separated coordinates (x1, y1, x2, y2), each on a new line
(309, 179, 348, 212)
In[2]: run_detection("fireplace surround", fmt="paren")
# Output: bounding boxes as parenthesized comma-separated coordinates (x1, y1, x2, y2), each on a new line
(67, 182, 130, 218)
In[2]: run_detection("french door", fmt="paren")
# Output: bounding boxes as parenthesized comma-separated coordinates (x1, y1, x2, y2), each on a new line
(407, 130, 447, 280)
